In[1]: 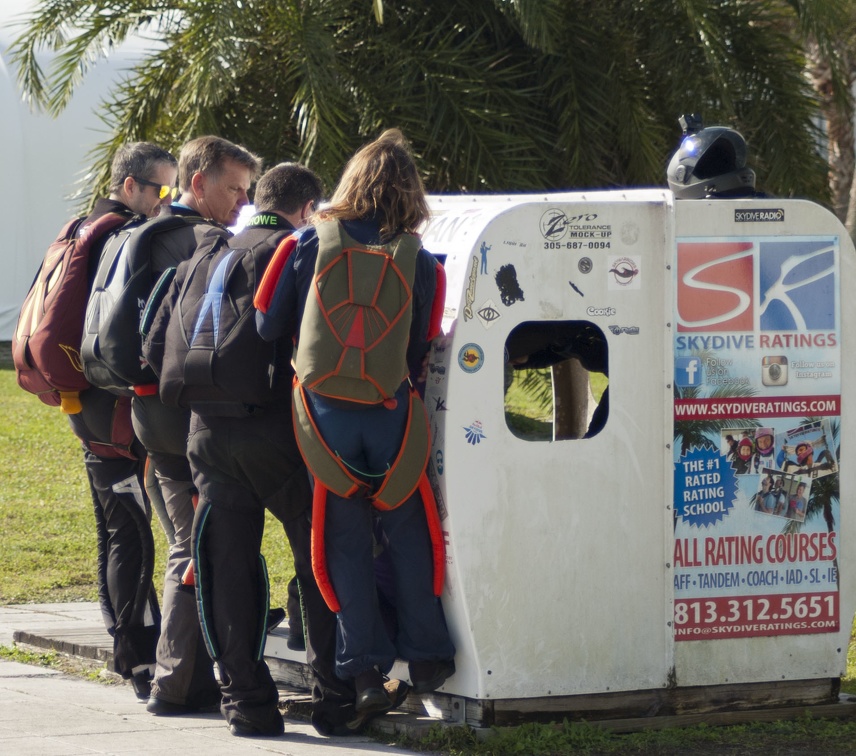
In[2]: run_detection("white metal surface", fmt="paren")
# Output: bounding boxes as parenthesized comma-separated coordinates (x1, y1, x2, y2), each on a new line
(420, 191, 855, 703)
(423, 191, 675, 699)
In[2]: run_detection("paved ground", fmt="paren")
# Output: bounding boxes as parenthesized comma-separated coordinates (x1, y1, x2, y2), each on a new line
(0, 603, 420, 756)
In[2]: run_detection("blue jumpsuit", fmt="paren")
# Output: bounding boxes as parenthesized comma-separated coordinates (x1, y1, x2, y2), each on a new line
(256, 218, 455, 680)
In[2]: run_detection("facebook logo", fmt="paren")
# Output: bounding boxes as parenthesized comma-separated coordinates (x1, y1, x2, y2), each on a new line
(675, 356, 702, 387)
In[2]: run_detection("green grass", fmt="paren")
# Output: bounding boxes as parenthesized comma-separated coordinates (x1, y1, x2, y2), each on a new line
(0, 645, 60, 667)
(403, 716, 856, 754)
(0, 643, 120, 684)
(0, 369, 294, 609)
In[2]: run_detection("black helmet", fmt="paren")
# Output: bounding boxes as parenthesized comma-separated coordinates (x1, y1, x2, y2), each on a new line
(667, 121, 756, 199)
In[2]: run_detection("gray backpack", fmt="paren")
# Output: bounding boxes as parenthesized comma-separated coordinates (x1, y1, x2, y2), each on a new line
(82, 214, 225, 393)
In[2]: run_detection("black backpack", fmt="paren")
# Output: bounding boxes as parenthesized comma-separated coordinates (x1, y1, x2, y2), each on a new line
(156, 234, 287, 416)
(81, 214, 225, 393)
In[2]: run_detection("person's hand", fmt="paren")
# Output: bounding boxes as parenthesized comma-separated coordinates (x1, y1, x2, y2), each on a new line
(416, 349, 431, 383)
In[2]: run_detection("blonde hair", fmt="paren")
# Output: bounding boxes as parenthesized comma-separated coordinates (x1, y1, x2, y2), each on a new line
(320, 129, 428, 240)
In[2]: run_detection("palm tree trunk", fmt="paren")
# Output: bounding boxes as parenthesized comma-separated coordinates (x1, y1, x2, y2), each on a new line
(806, 39, 856, 238)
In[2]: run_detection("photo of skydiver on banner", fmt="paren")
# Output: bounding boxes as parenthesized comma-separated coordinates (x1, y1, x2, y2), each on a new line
(778, 420, 838, 478)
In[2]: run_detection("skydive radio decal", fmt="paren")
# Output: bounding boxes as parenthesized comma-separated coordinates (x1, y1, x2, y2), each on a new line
(677, 239, 836, 333)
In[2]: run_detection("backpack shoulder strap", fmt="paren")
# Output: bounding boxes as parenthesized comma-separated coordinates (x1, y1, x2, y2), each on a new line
(313, 218, 344, 251)
(81, 211, 134, 242)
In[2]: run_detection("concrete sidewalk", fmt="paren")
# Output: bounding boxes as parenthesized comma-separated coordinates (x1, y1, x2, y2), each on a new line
(0, 603, 420, 755)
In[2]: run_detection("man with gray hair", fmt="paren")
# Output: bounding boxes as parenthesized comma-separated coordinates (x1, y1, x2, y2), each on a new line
(146, 161, 323, 735)
(126, 136, 262, 716)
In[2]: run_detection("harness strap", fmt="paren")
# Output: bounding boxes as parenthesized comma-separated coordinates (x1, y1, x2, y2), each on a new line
(371, 387, 430, 510)
(292, 379, 365, 499)
(310, 471, 446, 612)
(418, 473, 446, 597)
(311, 480, 340, 612)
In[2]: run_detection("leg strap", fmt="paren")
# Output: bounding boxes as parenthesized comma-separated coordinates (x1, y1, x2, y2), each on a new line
(311, 481, 341, 612)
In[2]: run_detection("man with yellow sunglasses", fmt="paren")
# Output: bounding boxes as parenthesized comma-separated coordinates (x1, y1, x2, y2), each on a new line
(128, 173, 179, 215)
(63, 142, 178, 700)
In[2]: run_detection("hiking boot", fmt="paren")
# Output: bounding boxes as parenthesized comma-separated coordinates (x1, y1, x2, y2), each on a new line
(354, 668, 390, 714)
(409, 659, 456, 694)
(344, 678, 409, 733)
(313, 677, 410, 736)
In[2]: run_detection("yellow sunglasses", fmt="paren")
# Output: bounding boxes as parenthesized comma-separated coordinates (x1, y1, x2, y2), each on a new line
(132, 176, 178, 200)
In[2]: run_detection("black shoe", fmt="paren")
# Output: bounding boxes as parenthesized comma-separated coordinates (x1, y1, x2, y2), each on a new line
(146, 695, 220, 716)
(409, 659, 455, 694)
(312, 678, 410, 737)
(228, 711, 285, 737)
(130, 671, 152, 701)
(267, 607, 286, 632)
(354, 668, 391, 714)
(344, 678, 409, 733)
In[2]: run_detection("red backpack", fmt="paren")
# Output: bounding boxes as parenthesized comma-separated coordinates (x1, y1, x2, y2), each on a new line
(13, 212, 130, 413)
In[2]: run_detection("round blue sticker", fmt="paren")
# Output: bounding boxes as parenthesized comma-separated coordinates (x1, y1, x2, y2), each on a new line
(458, 343, 484, 373)
(674, 445, 738, 528)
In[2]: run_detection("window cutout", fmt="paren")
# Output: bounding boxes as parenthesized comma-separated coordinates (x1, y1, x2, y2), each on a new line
(504, 321, 608, 441)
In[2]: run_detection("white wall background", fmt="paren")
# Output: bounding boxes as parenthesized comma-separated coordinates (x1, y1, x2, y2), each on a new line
(0, 0, 144, 339)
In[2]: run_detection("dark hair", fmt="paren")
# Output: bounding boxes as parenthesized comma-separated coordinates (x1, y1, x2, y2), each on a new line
(109, 142, 177, 192)
(178, 136, 262, 191)
(254, 163, 323, 214)
(320, 128, 429, 239)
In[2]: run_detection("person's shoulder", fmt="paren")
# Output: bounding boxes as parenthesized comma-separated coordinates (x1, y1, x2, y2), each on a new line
(297, 223, 318, 241)
(232, 221, 294, 249)
(160, 203, 198, 218)
(415, 246, 439, 275)
(291, 224, 318, 252)
(85, 197, 134, 224)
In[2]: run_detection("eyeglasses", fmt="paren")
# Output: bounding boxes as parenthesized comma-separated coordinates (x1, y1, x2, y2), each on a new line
(131, 176, 178, 200)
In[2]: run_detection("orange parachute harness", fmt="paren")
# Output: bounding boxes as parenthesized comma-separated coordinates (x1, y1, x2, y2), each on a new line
(294, 221, 446, 611)
(294, 378, 445, 612)
(307, 448, 446, 613)
(259, 219, 448, 611)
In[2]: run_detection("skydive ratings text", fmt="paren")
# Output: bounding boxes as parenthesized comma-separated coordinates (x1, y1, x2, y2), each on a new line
(674, 532, 837, 567)
(675, 333, 837, 350)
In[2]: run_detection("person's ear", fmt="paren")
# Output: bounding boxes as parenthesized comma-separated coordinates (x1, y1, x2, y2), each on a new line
(123, 176, 137, 195)
(301, 199, 315, 223)
(190, 172, 206, 198)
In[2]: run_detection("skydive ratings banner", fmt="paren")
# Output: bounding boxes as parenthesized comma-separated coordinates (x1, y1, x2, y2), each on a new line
(672, 236, 841, 641)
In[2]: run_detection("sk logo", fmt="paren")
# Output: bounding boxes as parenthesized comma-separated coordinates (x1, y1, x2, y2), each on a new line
(675, 356, 702, 387)
(677, 240, 837, 332)
(677, 242, 754, 332)
(758, 240, 836, 331)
